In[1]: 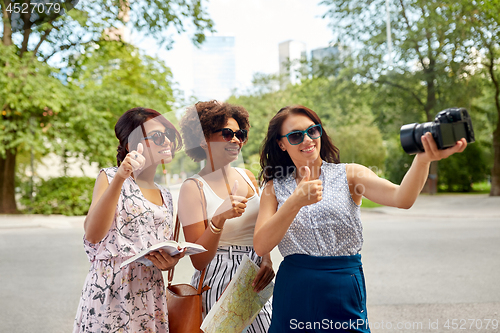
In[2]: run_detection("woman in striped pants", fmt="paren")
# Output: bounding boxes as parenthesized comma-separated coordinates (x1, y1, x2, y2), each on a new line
(177, 101, 274, 332)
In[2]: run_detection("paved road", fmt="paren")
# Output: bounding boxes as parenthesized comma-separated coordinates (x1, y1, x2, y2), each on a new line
(0, 194, 499, 332)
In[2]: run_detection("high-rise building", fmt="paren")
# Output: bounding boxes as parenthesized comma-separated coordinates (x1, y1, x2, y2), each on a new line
(278, 40, 307, 89)
(311, 45, 339, 62)
(192, 36, 236, 102)
(310, 45, 340, 75)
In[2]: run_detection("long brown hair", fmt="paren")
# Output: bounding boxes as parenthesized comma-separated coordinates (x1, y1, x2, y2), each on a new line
(259, 105, 340, 185)
(115, 107, 182, 166)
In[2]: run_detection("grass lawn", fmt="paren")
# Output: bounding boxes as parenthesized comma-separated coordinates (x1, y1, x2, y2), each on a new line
(360, 198, 383, 208)
(437, 181, 491, 194)
(360, 182, 491, 208)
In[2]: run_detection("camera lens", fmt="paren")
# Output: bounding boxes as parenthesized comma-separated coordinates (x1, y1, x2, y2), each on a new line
(400, 108, 475, 155)
(400, 122, 434, 154)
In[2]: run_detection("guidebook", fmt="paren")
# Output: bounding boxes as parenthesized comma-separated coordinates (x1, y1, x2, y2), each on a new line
(120, 241, 207, 268)
(201, 255, 274, 333)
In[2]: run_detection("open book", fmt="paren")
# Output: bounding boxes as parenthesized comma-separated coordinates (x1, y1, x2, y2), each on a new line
(201, 255, 274, 333)
(120, 241, 207, 268)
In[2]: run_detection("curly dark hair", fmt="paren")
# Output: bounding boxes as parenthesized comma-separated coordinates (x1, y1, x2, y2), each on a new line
(259, 105, 340, 185)
(115, 107, 182, 166)
(179, 101, 250, 162)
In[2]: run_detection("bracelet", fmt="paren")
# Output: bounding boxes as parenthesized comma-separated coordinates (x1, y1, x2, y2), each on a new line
(209, 220, 223, 234)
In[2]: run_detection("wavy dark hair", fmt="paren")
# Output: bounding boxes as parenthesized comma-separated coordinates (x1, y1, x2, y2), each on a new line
(259, 105, 340, 185)
(115, 107, 182, 166)
(179, 100, 250, 162)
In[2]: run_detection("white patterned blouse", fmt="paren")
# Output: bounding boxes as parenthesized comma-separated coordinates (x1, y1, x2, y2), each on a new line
(273, 161, 363, 257)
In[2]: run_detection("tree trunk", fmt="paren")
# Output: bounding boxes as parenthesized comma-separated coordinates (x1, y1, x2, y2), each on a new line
(423, 65, 438, 194)
(490, 120, 500, 196)
(0, 147, 19, 214)
(487, 44, 500, 196)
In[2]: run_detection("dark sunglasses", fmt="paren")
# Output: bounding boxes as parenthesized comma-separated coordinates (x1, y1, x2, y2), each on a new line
(143, 128, 176, 146)
(213, 128, 248, 142)
(280, 124, 323, 145)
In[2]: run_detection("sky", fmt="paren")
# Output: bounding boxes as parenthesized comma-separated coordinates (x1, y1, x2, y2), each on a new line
(132, 0, 336, 99)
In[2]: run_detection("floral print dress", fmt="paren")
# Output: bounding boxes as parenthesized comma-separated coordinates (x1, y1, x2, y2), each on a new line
(73, 167, 174, 333)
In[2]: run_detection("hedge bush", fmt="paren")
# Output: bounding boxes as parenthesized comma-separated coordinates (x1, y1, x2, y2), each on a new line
(21, 176, 95, 215)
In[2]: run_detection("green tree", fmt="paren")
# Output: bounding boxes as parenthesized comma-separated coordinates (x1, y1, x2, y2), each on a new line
(65, 40, 179, 166)
(322, 0, 486, 193)
(438, 142, 489, 192)
(229, 70, 386, 176)
(0, 0, 213, 213)
(463, 1, 500, 195)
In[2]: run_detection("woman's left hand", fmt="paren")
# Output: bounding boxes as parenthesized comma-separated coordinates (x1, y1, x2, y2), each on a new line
(252, 256, 275, 292)
(145, 249, 185, 271)
(418, 132, 467, 163)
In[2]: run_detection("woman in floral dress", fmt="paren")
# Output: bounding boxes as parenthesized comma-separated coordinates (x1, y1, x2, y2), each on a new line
(74, 107, 184, 332)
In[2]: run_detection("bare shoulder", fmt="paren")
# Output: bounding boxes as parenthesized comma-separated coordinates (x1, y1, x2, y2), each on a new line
(91, 171, 110, 199)
(96, 170, 110, 186)
(236, 168, 259, 195)
(261, 179, 276, 197)
(243, 168, 257, 182)
(179, 178, 202, 198)
(86, 171, 111, 217)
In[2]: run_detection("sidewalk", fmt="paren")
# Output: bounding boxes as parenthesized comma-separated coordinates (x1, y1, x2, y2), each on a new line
(2, 193, 497, 230)
(1, 193, 498, 333)
(0, 214, 85, 229)
(364, 194, 500, 218)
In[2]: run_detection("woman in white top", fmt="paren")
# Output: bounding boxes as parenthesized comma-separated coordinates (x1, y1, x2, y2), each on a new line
(177, 101, 274, 332)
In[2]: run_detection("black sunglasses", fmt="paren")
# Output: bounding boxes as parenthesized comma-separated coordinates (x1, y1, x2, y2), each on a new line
(143, 128, 176, 146)
(280, 124, 323, 145)
(213, 128, 248, 142)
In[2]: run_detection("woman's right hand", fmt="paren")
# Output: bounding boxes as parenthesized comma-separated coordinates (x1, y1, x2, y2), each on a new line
(145, 249, 185, 271)
(213, 180, 248, 222)
(292, 166, 323, 207)
(116, 143, 146, 180)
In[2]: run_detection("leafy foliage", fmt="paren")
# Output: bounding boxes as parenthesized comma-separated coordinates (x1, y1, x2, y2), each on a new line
(438, 143, 489, 192)
(20, 176, 95, 215)
(65, 40, 178, 168)
(0, 43, 70, 158)
(321, 0, 497, 192)
(1, 0, 214, 212)
(229, 71, 387, 173)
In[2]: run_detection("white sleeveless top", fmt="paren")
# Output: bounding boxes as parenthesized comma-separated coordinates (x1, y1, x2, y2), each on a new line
(191, 168, 259, 246)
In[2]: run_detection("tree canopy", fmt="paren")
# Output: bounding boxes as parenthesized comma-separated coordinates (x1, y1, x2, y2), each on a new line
(0, 0, 214, 213)
(321, 0, 500, 195)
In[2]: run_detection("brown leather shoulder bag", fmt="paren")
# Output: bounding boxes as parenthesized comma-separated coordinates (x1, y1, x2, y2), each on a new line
(166, 178, 210, 333)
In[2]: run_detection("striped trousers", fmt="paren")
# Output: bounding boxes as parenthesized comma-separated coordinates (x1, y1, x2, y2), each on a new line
(191, 245, 273, 333)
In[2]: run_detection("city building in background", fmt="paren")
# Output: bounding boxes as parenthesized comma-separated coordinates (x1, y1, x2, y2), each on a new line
(193, 36, 236, 102)
(311, 45, 339, 63)
(278, 40, 307, 89)
(310, 44, 340, 76)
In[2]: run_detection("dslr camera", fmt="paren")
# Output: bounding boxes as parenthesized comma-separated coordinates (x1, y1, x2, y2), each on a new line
(400, 108, 475, 155)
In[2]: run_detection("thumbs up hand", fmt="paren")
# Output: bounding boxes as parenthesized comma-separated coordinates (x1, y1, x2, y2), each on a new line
(117, 143, 146, 180)
(292, 166, 323, 207)
(214, 180, 248, 222)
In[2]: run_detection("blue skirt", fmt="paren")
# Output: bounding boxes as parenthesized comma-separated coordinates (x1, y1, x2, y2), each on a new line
(269, 254, 370, 333)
